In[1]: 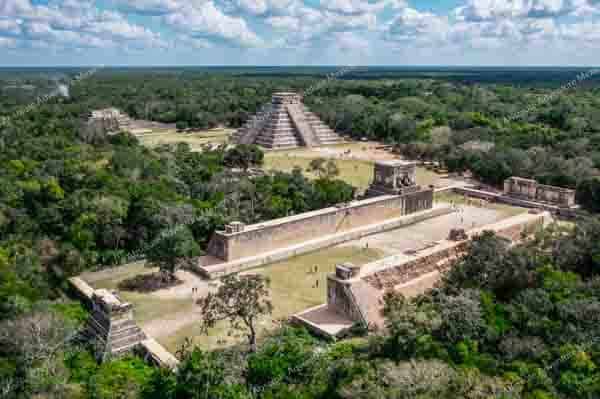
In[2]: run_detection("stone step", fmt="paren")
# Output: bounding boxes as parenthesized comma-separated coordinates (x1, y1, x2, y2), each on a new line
(110, 326, 144, 341)
(110, 340, 143, 357)
(111, 331, 145, 347)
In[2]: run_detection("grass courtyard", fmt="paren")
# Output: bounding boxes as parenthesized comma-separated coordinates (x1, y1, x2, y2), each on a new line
(136, 128, 233, 150)
(434, 191, 528, 218)
(79, 140, 528, 353)
(82, 245, 383, 352)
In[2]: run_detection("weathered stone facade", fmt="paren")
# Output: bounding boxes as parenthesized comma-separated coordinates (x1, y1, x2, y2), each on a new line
(85, 289, 146, 362)
(207, 189, 434, 262)
(84, 108, 132, 136)
(313, 211, 549, 332)
(366, 160, 419, 197)
(504, 177, 576, 208)
(231, 92, 343, 149)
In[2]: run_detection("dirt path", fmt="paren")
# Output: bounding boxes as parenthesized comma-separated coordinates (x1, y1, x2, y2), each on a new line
(141, 306, 204, 339)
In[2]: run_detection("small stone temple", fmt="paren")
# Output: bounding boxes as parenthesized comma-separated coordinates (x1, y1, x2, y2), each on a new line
(85, 108, 132, 136)
(231, 92, 343, 149)
(366, 160, 433, 213)
(85, 289, 146, 362)
(503, 177, 576, 208)
(366, 160, 419, 196)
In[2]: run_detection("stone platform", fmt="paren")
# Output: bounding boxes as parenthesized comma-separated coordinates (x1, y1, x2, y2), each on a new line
(293, 211, 550, 339)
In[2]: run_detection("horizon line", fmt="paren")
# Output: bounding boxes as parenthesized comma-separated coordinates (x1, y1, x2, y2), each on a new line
(0, 65, 599, 69)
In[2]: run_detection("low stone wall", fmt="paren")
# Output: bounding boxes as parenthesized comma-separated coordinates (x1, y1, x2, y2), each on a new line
(363, 211, 547, 291)
(319, 212, 549, 330)
(363, 241, 467, 291)
(68, 277, 95, 307)
(208, 189, 433, 262)
(139, 338, 180, 369)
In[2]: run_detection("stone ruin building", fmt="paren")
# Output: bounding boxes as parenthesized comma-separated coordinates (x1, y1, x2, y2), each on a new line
(200, 160, 438, 277)
(84, 108, 132, 136)
(366, 160, 433, 213)
(231, 92, 343, 149)
(504, 176, 576, 208)
(366, 160, 419, 196)
(85, 289, 146, 362)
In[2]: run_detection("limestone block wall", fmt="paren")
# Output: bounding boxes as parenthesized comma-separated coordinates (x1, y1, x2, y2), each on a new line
(208, 190, 433, 261)
(362, 212, 546, 291)
(504, 177, 576, 207)
(363, 241, 468, 290)
(327, 277, 369, 325)
(326, 212, 548, 325)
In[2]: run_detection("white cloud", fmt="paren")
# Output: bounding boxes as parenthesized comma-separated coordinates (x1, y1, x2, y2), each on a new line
(265, 16, 300, 30)
(0, 37, 17, 47)
(0, 0, 164, 51)
(113, 0, 183, 15)
(386, 8, 450, 44)
(0, 19, 23, 35)
(164, 1, 263, 47)
(321, 0, 406, 14)
(332, 31, 370, 50)
(455, 0, 594, 21)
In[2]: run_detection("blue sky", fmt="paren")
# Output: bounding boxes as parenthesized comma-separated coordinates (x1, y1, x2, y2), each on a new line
(1, 0, 600, 66)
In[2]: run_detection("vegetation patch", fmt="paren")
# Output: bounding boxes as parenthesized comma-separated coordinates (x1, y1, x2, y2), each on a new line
(117, 272, 184, 293)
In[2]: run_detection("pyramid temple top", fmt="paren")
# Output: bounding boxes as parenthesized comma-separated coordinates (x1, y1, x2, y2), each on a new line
(272, 92, 302, 104)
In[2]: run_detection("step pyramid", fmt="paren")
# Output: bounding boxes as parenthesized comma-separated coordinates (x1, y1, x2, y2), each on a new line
(232, 92, 343, 149)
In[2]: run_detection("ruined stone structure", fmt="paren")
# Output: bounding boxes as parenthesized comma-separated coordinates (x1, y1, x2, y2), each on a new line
(367, 160, 419, 195)
(365, 160, 432, 213)
(69, 278, 179, 368)
(294, 211, 550, 338)
(231, 92, 343, 149)
(85, 289, 146, 362)
(202, 161, 435, 276)
(85, 108, 132, 136)
(504, 177, 576, 208)
(207, 193, 434, 262)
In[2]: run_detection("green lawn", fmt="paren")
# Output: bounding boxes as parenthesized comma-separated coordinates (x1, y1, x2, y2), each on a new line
(435, 191, 528, 217)
(137, 128, 233, 150)
(161, 245, 384, 352)
(82, 262, 194, 325)
(264, 154, 440, 193)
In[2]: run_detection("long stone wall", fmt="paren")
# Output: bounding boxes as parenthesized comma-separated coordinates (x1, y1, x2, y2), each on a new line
(322, 211, 549, 330)
(199, 204, 452, 279)
(208, 190, 433, 262)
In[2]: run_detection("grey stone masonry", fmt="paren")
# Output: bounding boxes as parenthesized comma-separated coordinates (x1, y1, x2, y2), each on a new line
(85, 108, 132, 136)
(366, 160, 419, 197)
(232, 92, 343, 149)
(503, 176, 576, 208)
(85, 289, 146, 362)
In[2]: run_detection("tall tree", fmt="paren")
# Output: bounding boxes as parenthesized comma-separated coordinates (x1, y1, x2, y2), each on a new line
(198, 274, 272, 352)
(145, 227, 201, 282)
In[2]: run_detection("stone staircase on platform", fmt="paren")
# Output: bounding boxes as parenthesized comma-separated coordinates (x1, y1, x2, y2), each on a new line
(84, 289, 146, 362)
(286, 103, 320, 147)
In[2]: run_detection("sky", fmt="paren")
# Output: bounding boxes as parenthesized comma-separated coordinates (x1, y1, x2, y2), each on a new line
(1, 0, 600, 66)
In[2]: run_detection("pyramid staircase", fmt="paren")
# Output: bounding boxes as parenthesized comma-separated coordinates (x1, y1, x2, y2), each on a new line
(84, 289, 146, 362)
(232, 92, 343, 149)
